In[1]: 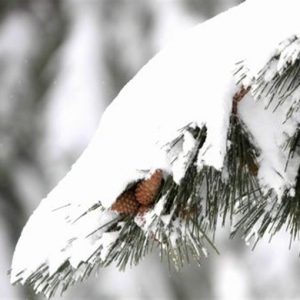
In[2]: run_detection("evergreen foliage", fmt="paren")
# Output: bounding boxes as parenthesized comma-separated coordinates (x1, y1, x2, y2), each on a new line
(11, 33, 300, 298)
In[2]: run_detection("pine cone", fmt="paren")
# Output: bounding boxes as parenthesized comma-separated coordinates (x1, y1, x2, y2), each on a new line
(111, 190, 140, 215)
(135, 170, 163, 205)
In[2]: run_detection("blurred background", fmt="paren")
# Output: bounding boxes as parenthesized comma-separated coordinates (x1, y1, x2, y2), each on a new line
(1, 0, 300, 299)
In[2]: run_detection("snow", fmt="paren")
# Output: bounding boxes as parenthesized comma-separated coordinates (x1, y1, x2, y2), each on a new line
(10, 0, 300, 292)
(239, 93, 300, 198)
(98, 232, 120, 262)
(277, 36, 300, 75)
(171, 131, 197, 184)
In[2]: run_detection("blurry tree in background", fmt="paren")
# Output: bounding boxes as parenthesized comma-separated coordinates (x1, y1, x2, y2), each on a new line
(2, 1, 300, 300)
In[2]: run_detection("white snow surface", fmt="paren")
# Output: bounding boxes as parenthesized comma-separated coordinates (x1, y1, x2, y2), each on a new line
(239, 94, 300, 198)
(172, 130, 197, 184)
(11, 0, 300, 286)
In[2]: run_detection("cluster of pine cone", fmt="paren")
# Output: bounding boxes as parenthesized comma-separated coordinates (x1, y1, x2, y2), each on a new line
(111, 170, 163, 216)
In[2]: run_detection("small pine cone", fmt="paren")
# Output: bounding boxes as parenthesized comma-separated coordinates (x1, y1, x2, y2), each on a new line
(135, 169, 163, 205)
(111, 190, 140, 215)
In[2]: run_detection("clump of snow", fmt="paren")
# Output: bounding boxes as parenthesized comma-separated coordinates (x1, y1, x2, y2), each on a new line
(276, 36, 300, 75)
(238, 93, 300, 199)
(98, 232, 120, 262)
(171, 131, 197, 184)
(136, 195, 167, 231)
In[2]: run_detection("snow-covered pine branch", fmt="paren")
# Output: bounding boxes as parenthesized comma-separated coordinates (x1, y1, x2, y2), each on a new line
(10, 0, 300, 297)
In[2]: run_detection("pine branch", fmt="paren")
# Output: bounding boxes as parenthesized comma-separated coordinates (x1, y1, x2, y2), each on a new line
(13, 106, 267, 298)
(12, 26, 300, 300)
(234, 35, 300, 120)
(231, 36, 300, 245)
(231, 127, 300, 247)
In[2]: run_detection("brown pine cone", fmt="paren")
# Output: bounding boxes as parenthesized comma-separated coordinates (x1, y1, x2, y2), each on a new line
(111, 190, 140, 215)
(135, 169, 163, 205)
